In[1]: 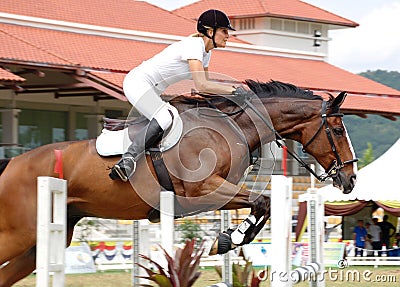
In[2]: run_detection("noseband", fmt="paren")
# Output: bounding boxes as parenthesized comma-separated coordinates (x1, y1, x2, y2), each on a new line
(243, 97, 358, 182)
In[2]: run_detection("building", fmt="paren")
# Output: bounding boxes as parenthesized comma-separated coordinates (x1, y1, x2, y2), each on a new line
(1, 0, 399, 173)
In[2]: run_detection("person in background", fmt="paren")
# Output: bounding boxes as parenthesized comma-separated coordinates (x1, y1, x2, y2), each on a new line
(378, 215, 396, 254)
(364, 222, 373, 256)
(368, 218, 382, 256)
(353, 220, 368, 256)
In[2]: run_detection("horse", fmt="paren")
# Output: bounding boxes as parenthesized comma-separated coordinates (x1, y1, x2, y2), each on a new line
(0, 80, 357, 286)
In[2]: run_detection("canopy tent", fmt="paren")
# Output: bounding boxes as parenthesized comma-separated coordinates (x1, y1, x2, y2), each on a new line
(318, 137, 400, 202)
(295, 138, 400, 240)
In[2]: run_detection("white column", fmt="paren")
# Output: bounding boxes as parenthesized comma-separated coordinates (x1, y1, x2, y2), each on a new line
(0, 108, 20, 145)
(86, 114, 104, 139)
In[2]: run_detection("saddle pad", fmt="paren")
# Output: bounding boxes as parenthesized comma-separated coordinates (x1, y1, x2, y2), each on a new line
(96, 104, 183, 156)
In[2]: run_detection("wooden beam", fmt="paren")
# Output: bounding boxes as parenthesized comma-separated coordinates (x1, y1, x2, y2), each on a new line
(73, 75, 126, 101)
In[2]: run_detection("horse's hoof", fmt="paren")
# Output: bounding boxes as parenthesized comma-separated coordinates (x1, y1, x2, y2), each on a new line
(209, 232, 234, 255)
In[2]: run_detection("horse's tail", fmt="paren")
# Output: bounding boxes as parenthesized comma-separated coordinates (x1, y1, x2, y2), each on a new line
(0, 159, 10, 176)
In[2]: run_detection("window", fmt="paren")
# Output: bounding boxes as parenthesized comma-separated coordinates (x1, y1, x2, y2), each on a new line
(297, 22, 309, 34)
(284, 20, 296, 32)
(271, 19, 282, 30)
(239, 18, 255, 30)
(18, 109, 67, 149)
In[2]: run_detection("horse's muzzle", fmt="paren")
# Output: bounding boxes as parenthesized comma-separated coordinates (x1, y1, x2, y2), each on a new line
(333, 172, 356, 194)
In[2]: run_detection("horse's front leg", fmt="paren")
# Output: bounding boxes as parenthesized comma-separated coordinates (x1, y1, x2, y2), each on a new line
(188, 174, 270, 255)
(209, 194, 270, 255)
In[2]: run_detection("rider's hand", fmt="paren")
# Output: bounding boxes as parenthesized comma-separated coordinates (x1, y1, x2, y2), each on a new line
(232, 86, 256, 105)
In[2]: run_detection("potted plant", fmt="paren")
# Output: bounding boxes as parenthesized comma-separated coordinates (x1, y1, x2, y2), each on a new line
(138, 239, 205, 287)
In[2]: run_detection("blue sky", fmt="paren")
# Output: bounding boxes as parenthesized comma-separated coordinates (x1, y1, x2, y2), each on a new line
(143, 0, 400, 73)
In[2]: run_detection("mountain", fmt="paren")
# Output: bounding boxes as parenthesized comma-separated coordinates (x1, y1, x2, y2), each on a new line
(344, 70, 400, 159)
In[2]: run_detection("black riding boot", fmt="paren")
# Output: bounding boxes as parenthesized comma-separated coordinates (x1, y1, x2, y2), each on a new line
(109, 118, 164, 181)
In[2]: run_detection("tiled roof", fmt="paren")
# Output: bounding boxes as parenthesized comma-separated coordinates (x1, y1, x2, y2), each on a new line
(344, 94, 400, 116)
(0, 0, 197, 36)
(1, 22, 397, 97)
(0, 1, 398, 117)
(209, 49, 399, 96)
(0, 23, 165, 71)
(0, 67, 25, 82)
(173, 0, 358, 27)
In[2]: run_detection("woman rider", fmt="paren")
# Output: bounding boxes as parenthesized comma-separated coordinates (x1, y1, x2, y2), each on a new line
(110, 9, 253, 181)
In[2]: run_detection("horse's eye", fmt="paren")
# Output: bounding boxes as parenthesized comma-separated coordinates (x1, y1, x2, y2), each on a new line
(333, 127, 344, 136)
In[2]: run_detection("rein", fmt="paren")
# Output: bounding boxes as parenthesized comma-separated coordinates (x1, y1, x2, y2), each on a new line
(190, 92, 357, 181)
(243, 97, 357, 181)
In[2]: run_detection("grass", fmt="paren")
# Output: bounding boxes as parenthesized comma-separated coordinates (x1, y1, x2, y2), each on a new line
(14, 266, 400, 287)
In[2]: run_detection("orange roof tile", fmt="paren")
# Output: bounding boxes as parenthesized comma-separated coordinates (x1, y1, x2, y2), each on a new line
(173, 0, 358, 27)
(0, 24, 74, 67)
(0, 23, 165, 71)
(343, 94, 400, 116)
(0, 0, 197, 36)
(0, 67, 25, 82)
(209, 50, 400, 97)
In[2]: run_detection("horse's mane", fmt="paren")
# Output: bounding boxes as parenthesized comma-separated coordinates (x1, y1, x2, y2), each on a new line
(165, 79, 325, 105)
(245, 80, 323, 101)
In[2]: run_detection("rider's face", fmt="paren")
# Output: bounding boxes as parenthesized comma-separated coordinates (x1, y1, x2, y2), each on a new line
(214, 28, 230, 48)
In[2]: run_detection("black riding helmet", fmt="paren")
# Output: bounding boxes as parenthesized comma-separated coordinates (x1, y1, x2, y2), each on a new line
(197, 9, 235, 48)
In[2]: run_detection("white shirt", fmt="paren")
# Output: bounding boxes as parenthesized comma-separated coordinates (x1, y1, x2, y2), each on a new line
(138, 37, 211, 91)
(369, 224, 382, 242)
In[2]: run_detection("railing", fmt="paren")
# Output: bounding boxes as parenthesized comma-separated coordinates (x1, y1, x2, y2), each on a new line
(347, 256, 400, 266)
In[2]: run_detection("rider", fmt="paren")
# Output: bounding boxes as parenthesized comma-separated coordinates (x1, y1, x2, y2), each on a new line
(109, 9, 253, 181)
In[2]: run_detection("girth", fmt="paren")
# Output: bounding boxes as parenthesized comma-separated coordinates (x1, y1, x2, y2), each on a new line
(146, 147, 185, 223)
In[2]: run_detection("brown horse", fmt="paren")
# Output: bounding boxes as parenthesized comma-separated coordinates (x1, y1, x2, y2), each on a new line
(0, 80, 357, 286)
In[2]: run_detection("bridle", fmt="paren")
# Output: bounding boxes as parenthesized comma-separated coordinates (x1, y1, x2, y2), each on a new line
(299, 101, 358, 181)
(242, 97, 358, 182)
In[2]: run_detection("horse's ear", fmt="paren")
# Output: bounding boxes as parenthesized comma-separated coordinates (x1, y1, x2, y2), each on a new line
(331, 91, 347, 108)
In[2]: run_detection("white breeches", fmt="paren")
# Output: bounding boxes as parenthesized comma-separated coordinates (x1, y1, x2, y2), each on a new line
(123, 69, 173, 131)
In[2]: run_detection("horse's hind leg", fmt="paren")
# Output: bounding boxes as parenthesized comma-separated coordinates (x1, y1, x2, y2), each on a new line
(0, 246, 36, 287)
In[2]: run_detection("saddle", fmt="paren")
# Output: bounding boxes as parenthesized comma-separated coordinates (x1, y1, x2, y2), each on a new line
(96, 104, 183, 223)
(96, 104, 182, 156)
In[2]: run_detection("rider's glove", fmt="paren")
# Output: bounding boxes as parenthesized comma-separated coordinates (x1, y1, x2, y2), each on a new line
(232, 87, 256, 106)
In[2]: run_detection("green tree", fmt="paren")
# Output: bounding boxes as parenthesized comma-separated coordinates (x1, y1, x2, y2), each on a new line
(359, 69, 400, 90)
(358, 142, 374, 169)
(176, 219, 203, 243)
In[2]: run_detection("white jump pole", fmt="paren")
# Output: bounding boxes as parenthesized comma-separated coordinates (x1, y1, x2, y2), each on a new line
(221, 210, 232, 284)
(36, 176, 67, 287)
(271, 175, 293, 287)
(160, 190, 175, 256)
(299, 188, 325, 287)
(132, 220, 140, 287)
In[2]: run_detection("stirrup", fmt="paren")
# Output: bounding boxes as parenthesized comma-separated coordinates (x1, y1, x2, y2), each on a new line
(113, 158, 136, 182)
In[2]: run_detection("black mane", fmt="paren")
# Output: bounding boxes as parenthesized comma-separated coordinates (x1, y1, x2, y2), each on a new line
(246, 80, 323, 101)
